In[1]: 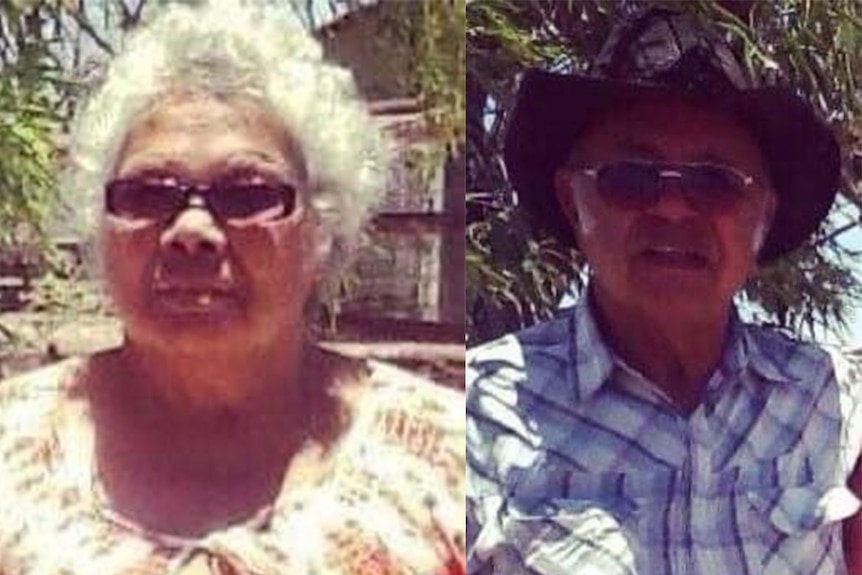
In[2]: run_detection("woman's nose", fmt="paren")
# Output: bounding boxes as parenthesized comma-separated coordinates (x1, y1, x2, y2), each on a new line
(160, 203, 227, 256)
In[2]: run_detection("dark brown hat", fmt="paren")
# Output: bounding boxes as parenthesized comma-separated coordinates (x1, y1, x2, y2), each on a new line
(504, 8, 841, 262)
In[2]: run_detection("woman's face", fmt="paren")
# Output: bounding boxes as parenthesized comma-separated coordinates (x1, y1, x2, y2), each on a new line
(102, 92, 317, 355)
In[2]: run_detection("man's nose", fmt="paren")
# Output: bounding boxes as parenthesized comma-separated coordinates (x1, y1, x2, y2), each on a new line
(160, 202, 227, 256)
(645, 178, 700, 221)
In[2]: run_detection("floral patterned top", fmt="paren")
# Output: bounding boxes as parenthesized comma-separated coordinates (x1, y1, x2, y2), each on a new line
(0, 354, 465, 575)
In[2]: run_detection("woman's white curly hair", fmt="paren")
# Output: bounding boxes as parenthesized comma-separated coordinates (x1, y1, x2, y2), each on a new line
(67, 0, 388, 271)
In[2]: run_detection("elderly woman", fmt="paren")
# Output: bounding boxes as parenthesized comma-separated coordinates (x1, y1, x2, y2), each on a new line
(0, 2, 464, 574)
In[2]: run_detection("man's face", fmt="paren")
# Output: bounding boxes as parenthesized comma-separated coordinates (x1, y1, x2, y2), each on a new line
(554, 95, 775, 319)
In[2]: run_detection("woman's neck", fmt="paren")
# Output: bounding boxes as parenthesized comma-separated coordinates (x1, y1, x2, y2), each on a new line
(119, 333, 305, 417)
(87, 342, 353, 536)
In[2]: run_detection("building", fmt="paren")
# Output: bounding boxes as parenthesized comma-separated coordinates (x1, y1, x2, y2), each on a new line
(317, 5, 464, 341)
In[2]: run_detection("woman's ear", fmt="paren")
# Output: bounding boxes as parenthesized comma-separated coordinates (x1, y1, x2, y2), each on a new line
(553, 168, 580, 231)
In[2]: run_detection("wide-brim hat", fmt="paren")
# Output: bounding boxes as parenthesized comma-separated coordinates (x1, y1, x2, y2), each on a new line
(504, 8, 841, 263)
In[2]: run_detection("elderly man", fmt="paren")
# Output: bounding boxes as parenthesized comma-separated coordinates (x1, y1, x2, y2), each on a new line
(467, 8, 861, 575)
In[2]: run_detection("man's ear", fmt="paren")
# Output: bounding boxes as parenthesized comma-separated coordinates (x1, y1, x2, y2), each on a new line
(553, 168, 580, 230)
(764, 190, 777, 228)
(753, 190, 778, 256)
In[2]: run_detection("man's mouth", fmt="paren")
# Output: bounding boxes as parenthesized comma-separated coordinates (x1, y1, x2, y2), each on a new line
(639, 246, 711, 269)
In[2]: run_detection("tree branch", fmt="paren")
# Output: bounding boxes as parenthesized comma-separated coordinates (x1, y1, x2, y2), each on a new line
(114, 0, 132, 26)
(814, 219, 862, 249)
(69, 7, 113, 55)
(116, 0, 146, 30)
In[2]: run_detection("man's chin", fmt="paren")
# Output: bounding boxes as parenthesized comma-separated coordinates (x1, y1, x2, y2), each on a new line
(631, 260, 718, 297)
(631, 284, 730, 324)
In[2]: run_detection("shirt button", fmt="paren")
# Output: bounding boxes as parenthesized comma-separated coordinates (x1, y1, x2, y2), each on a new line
(174, 550, 241, 575)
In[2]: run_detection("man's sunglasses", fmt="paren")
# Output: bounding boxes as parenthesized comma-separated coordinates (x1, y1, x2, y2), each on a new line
(105, 175, 297, 224)
(577, 161, 756, 213)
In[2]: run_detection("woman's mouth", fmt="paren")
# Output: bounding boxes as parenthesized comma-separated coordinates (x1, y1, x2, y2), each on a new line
(152, 285, 241, 315)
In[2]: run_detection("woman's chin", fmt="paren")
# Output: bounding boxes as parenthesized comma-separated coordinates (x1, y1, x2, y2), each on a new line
(128, 309, 251, 354)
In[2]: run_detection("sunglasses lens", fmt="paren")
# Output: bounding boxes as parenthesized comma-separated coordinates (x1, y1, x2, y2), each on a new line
(596, 162, 660, 209)
(106, 180, 186, 220)
(212, 182, 295, 222)
(682, 165, 745, 210)
(590, 162, 748, 213)
(105, 178, 297, 222)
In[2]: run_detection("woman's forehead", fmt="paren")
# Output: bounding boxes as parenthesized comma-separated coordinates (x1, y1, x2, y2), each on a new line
(114, 92, 306, 179)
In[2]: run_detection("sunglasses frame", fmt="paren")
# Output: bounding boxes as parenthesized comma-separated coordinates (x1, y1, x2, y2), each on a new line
(104, 175, 298, 225)
(578, 160, 756, 212)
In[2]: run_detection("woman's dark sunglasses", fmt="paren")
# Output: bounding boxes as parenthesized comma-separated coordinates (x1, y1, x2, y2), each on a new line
(105, 175, 297, 224)
(579, 161, 756, 212)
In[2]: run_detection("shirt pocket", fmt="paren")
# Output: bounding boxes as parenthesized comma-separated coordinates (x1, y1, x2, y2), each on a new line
(733, 448, 860, 534)
(744, 483, 859, 535)
(731, 452, 860, 573)
(489, 463, 644, 575)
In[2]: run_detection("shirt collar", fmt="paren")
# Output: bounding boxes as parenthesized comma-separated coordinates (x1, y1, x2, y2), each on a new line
(569, 296, 795, 402)
(723, 311, 799, 385)
(570, 297, 616, 401)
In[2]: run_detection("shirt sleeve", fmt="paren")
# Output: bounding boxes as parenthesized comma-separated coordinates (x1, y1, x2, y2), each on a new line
(466, 342, 638, 575)
(782, 345, 862, 535)
(826, 347, 862, 482)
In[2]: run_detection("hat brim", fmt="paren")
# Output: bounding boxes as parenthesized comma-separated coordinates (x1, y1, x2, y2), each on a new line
(504, 70, 841, 263)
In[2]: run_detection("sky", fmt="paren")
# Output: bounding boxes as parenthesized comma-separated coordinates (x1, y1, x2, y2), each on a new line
(834, 226, 862, 348)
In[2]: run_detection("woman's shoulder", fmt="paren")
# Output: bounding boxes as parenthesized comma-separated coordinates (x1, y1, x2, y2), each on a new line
(334, 358, 465, 520)
(344, 359, 464, 471)
(0, 356, 91, 526)
(0, 356, 87, 431)
(350, 359, 465, 435)
(315, 344, 463, 426)
(364, 359, 464, 407)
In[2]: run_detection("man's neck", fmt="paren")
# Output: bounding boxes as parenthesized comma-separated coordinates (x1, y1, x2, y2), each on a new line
(589, 288, 730, 412)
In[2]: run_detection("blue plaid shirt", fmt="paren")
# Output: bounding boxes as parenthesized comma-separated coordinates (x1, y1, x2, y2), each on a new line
(467, 299, 862, 575)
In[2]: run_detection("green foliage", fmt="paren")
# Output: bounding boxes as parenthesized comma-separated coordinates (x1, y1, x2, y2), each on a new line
(376, 0, 467, 150)
(0, 2, 64, 250)
(467, 0, 862, 345)
(413, 0, 466, 150)
(28, 269, 104, 315)
(742, 246, 862, 340)
(467, 206, 582, 341)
